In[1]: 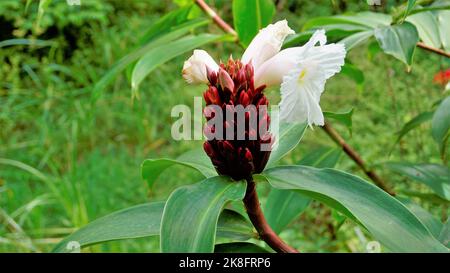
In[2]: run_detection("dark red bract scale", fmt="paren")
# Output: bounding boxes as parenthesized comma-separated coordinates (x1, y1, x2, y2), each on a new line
(203, 59, 272, 181)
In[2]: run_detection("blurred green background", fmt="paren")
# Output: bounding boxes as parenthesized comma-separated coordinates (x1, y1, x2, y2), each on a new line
(0, 0, 448, 252)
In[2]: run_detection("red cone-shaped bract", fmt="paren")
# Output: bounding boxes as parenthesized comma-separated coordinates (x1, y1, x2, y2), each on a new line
(203, 59, 272, 180)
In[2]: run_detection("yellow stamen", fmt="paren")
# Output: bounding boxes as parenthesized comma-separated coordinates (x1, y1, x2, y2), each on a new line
(298, 69, 307, 83)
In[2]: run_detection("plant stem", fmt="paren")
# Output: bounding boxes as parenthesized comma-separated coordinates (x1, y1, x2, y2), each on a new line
(322, 122, 396, 196)
(243, 178, 299, 253)
(417, 42, 450, 59)
(194, 0, 237, 36)
(195, 0, 396, 196)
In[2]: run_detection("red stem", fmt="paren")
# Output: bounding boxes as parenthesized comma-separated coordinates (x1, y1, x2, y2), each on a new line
(417, 42, 450, 59)
(195, 0, 237, 36)
(243, 178, 299, 253)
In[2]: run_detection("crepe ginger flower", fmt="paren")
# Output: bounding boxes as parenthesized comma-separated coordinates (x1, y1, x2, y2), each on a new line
(182, 20, 345, 180)
(183, 19, 346, 126)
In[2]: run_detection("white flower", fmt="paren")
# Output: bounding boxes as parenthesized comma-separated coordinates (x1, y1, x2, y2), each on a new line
(183, 20, 346, 127)
(182, 50, 219, 84)
(255, 30, 346, 126)
(241, 20, 295, 70)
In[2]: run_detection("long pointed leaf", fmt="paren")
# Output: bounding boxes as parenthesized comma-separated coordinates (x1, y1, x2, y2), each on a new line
(398, 197, 443, 238)
(395, 111, 433, 145)
(431, 96, 450, 157)
(141, 148, 216, 187)
(52, 203, 253, 253)
(232, 0, 275, 47)
(160, 176, 246, 252)
(386, 162, 450, 201)
(406, 11, 442, 48)
(52, 202, 164, 253)
(263, 166, 448, 252)
(266, 122, 308, 168)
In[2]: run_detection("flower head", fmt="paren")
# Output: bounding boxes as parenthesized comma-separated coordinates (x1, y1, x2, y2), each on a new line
(182, 20, 346, 178)
(202, 59, 272, 180)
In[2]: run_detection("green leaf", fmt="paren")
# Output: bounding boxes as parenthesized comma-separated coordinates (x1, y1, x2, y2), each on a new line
(37, 0, 52, 27)
(386, 162, 450, 201)
(399, 189, 449, 204)
(284, 23, 368, 49)
(404, 0, 417, 20)
(0, 38, 55, 48)
(52, 203, 253, 253)
(341, 63, 365, 88)
(266, 122, 308, 168)
(431, 96, 450, 156)
(131, 34, 225, 93)
(91, 18, 208, 101)
(302, 13, 393, 52)
(439, 219, 450, 248)
(265, 190, 310, 234)
(298, 146, 342, 168)
(339, 30, 374, 51)
(283, 31, 315, 48)
(263, 166, 448, 252)
(344, 12, 392, 28)
(232, 0, 276, 47)
(410, 5, 450, 16)
(324, 109, 354, 136)
(436, 10, 450, 52)
(141, 148, 216, 188)
(216, 210, 256, 241)
(398, 197, 443, 239)
(176, 148, 216, 174)
(52, 202, 165, 253)
(406, 11, 442, 48)
(374, 22, 419, 66)
(160, 176, 247, 253)
(215, 242, 270, 253)
(25, 0, 33, 12)
(395, 111, 433, 145)
(139, 6, 195, 44)
(303, 12, 391, 30)
(265, 146, 342, 234)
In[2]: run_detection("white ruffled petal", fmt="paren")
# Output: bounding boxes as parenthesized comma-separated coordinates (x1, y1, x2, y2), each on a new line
(255, 29, 340, 87)
(277, 30, 346, 126)
(241, 20, 295, 70)
(182, 50, 219, 84)
(302, 43, 346, 80)
(279, 62, 327, 126)
(302, 29, 327, 51)
(254, 47, 298, 87)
